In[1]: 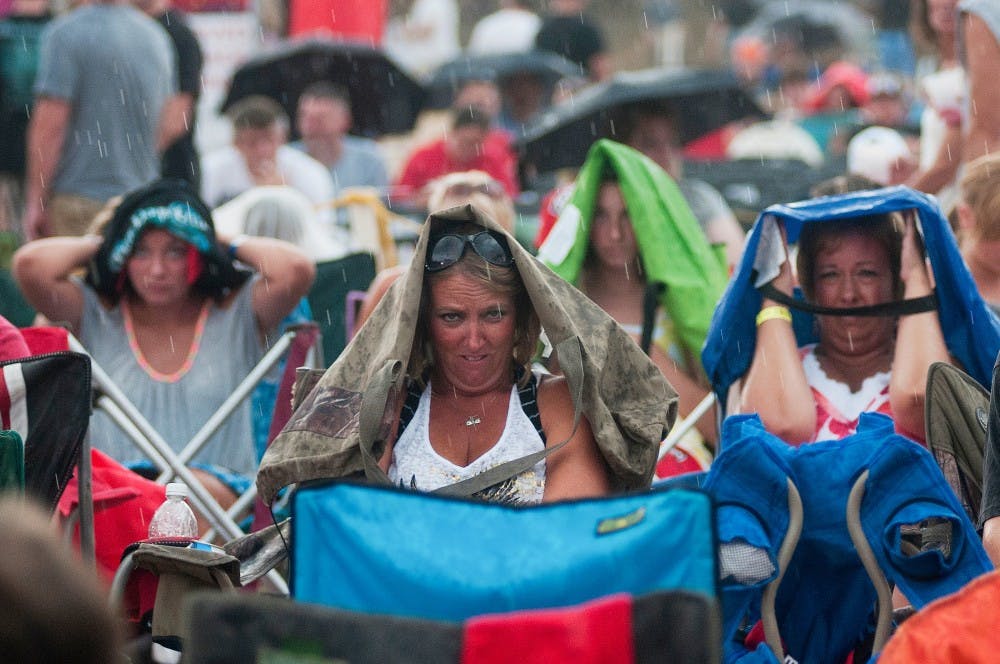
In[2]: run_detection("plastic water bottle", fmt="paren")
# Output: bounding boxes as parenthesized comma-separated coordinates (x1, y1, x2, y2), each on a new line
(148, 482, 198, 539)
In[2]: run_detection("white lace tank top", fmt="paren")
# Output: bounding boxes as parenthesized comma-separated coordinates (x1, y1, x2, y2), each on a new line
(388, 381, 546, 504)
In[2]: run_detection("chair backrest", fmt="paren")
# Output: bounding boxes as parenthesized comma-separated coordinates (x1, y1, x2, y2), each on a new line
(708, 413, 992, 664)
(0, 429, 24, 491)
(307, 252, 377, 367)
(291, 481, 719, 622)
(924, 361, 989, 524)
(0, 352, 91, 511)
(183, 587, 721, 664)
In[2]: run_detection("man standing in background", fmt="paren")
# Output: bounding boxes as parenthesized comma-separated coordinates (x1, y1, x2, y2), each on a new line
(22, 0, 176, 238)
(134, 0, 203, 189)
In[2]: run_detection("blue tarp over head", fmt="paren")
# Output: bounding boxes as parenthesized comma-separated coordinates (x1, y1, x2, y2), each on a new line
(702, 186, 1000, 405)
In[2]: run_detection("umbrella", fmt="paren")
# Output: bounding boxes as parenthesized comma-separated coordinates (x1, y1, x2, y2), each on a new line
(735, 0, 877, 66)
(220, 38, 426, 138)
(515, 68, 768, 176)
(426, 50, 583, 109)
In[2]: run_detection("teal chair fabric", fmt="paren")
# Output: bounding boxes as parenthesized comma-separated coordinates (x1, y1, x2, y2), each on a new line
(0, 268, 36, 327)
(0, 430, 24, 491)
(291, 481, 718, 622)
(307, 253, 377, 367)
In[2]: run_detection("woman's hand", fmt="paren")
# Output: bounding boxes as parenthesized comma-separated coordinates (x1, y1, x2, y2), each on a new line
(899, 211, 933, 294)
(889, 210, 949, 441)
(766, 220, 795, 300)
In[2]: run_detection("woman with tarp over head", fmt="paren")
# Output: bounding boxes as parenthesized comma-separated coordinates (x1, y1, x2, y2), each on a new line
(536, 139, 730, 476)
(256, 204, 676, 507)
(703, 186, 1000, 446)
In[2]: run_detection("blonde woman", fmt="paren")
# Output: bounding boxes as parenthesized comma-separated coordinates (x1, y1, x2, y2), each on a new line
(353, 171, 516, 334)
(957, 152, 1000, 311)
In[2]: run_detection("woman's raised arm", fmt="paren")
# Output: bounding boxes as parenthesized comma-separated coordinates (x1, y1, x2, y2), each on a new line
(537, 374, 610, 501)
(890, 214, 950, 440)
(219, 233, 316, 334)
(738, 242, 816, 444)
(12, 235, 100, 332)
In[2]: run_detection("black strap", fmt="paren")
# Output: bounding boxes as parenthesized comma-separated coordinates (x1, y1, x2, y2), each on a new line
(641, 282, 666, 355)
(516, 371, 547, 444)
(758, 283, 938, 317)
(395, 378, 423, 439)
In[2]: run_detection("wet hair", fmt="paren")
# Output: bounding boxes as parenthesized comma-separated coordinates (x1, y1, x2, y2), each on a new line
(426, 171, 516, 233)
(809, 173, 882, 198)
(410, 221, 539, 386)
(796, 214, 904, 302)
(452, 105, 493, 132)
(227, 95, 289, 133)
(959, 152, 1000, 242)
(299, 80, 351, 105)
(85, 178, 250, 303)
(612, 101, 679, 145)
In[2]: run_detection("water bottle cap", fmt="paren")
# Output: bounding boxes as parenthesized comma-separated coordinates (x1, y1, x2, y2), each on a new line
(165, 482, 188, 498)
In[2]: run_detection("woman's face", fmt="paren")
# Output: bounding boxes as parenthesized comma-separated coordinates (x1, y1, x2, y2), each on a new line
(590, 183, 639, 270)
(927, 0, 958, 37)
(125, 228, 192, 306)
(428, 270, 517, 396)
(812, 231, 896, 356)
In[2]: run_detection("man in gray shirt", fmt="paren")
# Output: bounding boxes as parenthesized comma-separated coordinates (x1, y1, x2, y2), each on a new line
(22, 0, 176, 239)
(290, 81, 389, 198)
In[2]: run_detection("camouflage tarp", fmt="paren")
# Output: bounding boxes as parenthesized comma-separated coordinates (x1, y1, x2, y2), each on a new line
(256, 204, 676, 504)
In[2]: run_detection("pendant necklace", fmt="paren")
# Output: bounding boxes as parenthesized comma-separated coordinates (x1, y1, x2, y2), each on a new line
(432, 386, 502, 429)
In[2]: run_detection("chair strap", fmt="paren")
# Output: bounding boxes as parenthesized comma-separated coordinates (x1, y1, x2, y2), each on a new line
(641, 282, 666, 356)
(846, 469, 894, 655)
(760, 477, 803, 661)
(758, 283, 938, 317)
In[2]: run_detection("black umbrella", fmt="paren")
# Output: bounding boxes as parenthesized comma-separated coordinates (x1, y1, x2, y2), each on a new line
(515, 68, 768, 176)
(426, 50, 583, 109)
(736, 0, 877, 65)
(220, 38, 426, 138)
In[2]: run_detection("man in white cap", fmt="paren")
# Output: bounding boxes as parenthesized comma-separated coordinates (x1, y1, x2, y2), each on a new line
(846, 126, 917, 186)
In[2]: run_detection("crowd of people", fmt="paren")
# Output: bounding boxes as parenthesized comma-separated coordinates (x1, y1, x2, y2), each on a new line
(3, 0, 1000, 660)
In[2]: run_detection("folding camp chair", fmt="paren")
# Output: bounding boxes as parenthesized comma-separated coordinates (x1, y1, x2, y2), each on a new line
(707, 413, 991, 664)
(0, 344, 95, 561)
(321, 187, 422, 273)
(102, 325, 323, 658)
(290, 481, 719, 622)
(67, 322, 321, 548)
(183, 587, 721, 664)
(924, 361, 989, 525)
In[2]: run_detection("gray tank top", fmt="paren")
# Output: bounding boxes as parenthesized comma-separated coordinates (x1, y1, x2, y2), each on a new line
(75, 276, 263, 475)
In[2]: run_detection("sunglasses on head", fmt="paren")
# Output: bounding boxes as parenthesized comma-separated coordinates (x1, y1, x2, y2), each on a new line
(425, 231, 514, 272)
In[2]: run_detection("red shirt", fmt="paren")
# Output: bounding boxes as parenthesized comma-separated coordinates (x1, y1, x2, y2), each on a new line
(394, 131, 520, 201)
(0, 315, 29, 361)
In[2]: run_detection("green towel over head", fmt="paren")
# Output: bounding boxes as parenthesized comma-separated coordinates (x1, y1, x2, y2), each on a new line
(537, 139, 729, 367)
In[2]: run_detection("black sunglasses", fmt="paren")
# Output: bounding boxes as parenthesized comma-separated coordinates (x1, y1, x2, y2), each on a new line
(425, 231, 514, 272)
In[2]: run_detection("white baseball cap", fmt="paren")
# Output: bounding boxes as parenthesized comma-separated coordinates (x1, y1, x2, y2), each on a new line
(847, 126, 912, 186)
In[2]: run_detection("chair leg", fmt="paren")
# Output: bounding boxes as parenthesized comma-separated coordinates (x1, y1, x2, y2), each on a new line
(78, 433, 95, 566)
